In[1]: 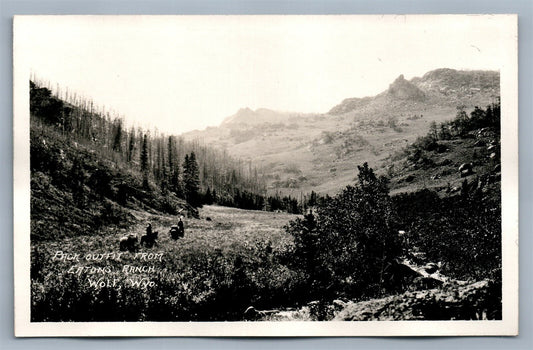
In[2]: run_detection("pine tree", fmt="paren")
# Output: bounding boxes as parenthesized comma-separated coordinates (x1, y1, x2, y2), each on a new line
(167, 136, 182, 196)
(170, 166, 182, 197)
(167, 136, 174, 174)
(112, 119, 122, 152)
(183, 152, 200, 207)
(141, 134, 149, 190)
(127, 128, 135, 162)
(183, 154, 189, 176)
(141, 134, 148, 172)
(204, 187, 213, 205)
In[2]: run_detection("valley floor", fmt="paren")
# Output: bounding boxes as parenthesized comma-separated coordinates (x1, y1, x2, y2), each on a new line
(145, 204, 298, 256)
(31, 204, 500, 322)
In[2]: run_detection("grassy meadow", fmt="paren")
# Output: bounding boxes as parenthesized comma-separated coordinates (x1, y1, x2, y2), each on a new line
(31, 205, 302, 321)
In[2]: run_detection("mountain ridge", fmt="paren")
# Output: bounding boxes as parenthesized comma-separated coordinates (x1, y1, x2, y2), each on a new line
(182, 68, 499, 196)
(328, 68, 499, 116)
(221, 107, 308, 126)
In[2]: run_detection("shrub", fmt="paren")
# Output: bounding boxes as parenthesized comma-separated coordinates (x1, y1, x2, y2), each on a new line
(285, 163, 402, 300)
(31, 234, 303, 321)
(393, 185, 501, 281)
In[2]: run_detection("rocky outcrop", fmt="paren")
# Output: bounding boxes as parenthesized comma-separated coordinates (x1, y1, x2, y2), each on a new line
(334, 279, 501, 321)
(386, 74, 426, 101)
(255, 279, 501, 321)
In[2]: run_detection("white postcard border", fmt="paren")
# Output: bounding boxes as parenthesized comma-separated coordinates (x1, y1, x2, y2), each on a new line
(13, 14, 519, 337)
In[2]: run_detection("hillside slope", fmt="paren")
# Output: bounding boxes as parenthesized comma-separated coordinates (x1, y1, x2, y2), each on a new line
(29, 81, 265, 240)
(30, 121, 197, 241)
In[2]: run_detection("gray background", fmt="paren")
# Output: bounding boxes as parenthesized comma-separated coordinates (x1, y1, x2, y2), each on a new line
(1, 0, 531, 349)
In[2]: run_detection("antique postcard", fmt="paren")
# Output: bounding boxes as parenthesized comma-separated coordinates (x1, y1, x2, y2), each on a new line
(13, 15, 518, 336)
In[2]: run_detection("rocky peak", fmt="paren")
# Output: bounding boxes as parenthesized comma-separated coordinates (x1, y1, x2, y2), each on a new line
(387, 74, 426, 101)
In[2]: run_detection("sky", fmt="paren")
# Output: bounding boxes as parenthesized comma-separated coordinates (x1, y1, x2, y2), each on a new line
(16, 15, 510, 135)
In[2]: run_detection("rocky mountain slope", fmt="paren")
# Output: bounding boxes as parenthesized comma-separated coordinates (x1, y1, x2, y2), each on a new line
(182, 68, 499, 196)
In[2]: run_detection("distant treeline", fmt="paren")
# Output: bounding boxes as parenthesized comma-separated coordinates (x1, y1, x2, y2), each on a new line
(265, 190, 331, 214)
(203, 187, 330, 214)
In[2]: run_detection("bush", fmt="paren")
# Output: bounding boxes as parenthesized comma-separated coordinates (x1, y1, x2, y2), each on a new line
(285, 163, 402, 300)
(393, 185, 501, 281)
(31, 235, 303, 321)
(88, 167, 114, 199)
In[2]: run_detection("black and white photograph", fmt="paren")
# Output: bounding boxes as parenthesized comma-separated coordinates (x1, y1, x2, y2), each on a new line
(13, 15, 518, 336)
